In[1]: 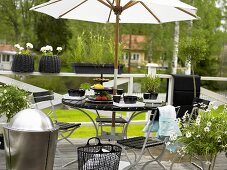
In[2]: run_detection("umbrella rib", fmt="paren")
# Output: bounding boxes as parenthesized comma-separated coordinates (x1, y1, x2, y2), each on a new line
(175, 7, 198, 19)
(59, 0, 88, 18)
(116, 0, 120, 7)
(122, 1, 139, 11)
(98, 0, 113, 8)
(106, 0, 115, 23)
(139, 2, 161, 23)
(106, 0, 114, 7)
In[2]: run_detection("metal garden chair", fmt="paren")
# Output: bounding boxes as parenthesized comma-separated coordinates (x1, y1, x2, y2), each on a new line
(117, 107, 168, 170)
(32, 91, 81, 167)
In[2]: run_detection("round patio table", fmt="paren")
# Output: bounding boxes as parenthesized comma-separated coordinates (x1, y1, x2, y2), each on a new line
(62, 98, 162, 140)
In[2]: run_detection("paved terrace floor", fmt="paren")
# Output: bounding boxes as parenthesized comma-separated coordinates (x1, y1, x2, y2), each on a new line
(0, 138, 226, 170)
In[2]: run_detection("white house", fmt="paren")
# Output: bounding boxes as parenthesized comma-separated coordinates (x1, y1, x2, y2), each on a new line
(0, 44, 16, 70)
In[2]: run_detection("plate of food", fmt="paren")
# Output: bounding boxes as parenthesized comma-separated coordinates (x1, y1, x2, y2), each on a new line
(91, 84, 112, 91)
(86, 97, 113, 104)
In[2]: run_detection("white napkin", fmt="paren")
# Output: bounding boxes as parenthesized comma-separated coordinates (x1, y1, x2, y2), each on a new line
(113, 101, 145, 107)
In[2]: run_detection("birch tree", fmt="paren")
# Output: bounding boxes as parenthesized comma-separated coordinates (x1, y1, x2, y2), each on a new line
(172, 22, 179, 74)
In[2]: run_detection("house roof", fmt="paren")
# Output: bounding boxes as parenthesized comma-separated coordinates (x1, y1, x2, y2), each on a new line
(121, 34, 147, 50)
(0, 44, 16, 52)
(0, 44, 16, 55)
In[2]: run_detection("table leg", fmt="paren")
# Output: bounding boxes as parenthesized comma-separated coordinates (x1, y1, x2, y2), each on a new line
(76, 108, 99, 137)
(123, 111, 145, 139)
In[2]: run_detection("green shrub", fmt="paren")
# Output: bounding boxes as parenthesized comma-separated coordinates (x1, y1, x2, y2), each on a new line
(0, 85, 30, 122)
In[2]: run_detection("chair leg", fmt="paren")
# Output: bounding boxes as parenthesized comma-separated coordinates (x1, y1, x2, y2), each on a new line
(57, 133, 78, 168)
(119, 142, 167, 170)
(116, 144, 140, 170)
(57, 127, 79, 145)
(64, 137, 76, 147)
(120, 147, 146, 170)
(142, 145, 167, 170)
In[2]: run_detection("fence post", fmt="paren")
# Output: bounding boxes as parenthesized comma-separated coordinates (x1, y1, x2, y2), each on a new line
(146, 63, 158, 76)
(145, 63, 159, 127)
(128, 76, 133, 95)
(126, 76, 134, 121)
(167, 76, 174, 105)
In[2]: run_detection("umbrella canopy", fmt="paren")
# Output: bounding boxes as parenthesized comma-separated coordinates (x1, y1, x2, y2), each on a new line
(31, 0, 198, 91)
(30, 0, 198, 135)
(31, 0, 197, 23)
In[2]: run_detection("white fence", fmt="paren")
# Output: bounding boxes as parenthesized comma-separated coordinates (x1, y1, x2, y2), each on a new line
(0, 70, 227, 105)
(0, 70, 227, 126)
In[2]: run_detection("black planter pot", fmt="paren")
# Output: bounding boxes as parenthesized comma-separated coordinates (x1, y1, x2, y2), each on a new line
(0, 134, 4, 150)
(123, 95, 138, 104)
(39, 56, 61, 73)
(113, 95, 121, 103)
(72, 63, 124, 74)
(11, 54, 34, 73)
(143, 92, 158, 100)
(68, 89, 85, 97)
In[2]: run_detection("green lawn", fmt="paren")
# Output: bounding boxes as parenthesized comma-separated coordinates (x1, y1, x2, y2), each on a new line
(44, 109, 147, 138)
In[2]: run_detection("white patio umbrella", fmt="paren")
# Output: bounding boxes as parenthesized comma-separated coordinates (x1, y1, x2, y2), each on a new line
(30, 0, 198, 136)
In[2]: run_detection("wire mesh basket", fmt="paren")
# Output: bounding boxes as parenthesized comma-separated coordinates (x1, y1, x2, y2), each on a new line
(78, 137, 122, 170)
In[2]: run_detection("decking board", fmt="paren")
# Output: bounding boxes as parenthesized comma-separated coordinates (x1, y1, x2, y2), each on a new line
(0, 138, 226, 170)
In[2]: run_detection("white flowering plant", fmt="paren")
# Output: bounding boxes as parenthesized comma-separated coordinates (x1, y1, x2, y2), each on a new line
(173, 103, 227, 165)
(40, 45, 62, 57)
(14, 43, 33, 55)
(0, 85, 30, 122)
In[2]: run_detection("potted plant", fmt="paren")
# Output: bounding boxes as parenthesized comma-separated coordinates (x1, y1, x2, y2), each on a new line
(39, 45, 62, 73)
(12, 43, 34, 73)
(0, 85, 30, 122)
(72, 32, 124, 74)
(0, 85, 30, 149)
(80, 82, 91, 91)
(178, 37, 208, 98)
(141, 75, 161, 100)
(171, 105, 227, 170)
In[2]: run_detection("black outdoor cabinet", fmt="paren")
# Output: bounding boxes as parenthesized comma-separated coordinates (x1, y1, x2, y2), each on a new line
(171, 74, 201, 118)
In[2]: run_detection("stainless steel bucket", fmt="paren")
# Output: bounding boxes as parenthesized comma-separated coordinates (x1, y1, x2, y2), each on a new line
(3, 109, 59, 170)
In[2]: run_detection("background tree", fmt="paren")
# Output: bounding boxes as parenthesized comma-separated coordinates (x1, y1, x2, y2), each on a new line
(33, 15, 72, 51)
(178, 0, 223, 76)
(19, 0, 36, 42)
(0, 0, 36, 43)
(0, 0, 227, 93)
(0, 0, 20, 42)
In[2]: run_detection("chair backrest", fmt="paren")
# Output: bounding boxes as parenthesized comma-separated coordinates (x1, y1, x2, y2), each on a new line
(32, 91, 57, 123)
(192, 97, 210, 110)
(32, 91, 54, 103)
(150, 105, 180, 121)
(188, 98, 210, 120)
(147, 105, 182, 138)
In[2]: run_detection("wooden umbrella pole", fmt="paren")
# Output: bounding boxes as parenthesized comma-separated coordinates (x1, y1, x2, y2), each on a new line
(113, 13, 120, 95)
(112, 13, 120, 137)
